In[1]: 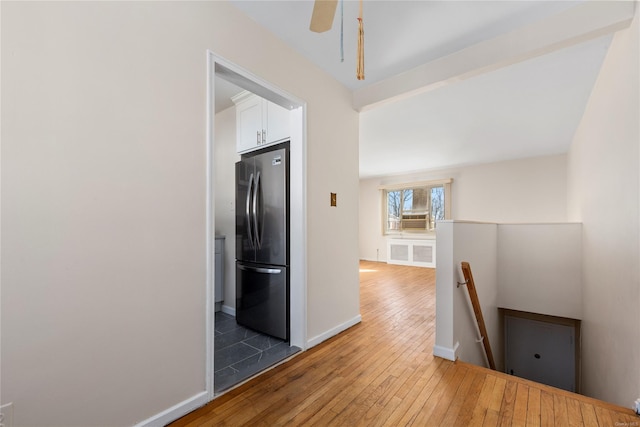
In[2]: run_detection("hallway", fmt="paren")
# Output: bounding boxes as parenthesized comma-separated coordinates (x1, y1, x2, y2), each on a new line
(171, 261, 637, 426)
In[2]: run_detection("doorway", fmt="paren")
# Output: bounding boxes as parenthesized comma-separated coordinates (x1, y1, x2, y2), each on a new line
(207, 53, 307, 397)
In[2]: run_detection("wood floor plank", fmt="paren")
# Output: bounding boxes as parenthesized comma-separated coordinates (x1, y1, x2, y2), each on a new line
(566, 397, 584, 427)
(512, 382, 529, 427)
(490, 377, 508, 412)
(316, 325, 433, 422)
(483, 409, 501, 427)
(553, 394, 570, 427)
(391, 352, 440, 403)
(359, 358, 428, 425)
(579, 402, 599, 426)
(388, 359, 454, 426)
(468, 374, 496, 425)
(334, 373, 398, 427)
(368, 395, 404, 427)
(526, 386, 541, 427)
(498, 380, 518, 426)
(271, 375, 344, 425)
(594, 405, 616, 426)
(350, 374, 402, 426)
(170, 261, 637, 427)
(450, 370, 486, 426)
(418, 365, 471, 426)
(540, 390, 555, 427)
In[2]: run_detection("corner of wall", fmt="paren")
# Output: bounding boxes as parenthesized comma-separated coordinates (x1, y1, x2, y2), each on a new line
(433, 342, 459, 361)
(565, 7, 639, 406)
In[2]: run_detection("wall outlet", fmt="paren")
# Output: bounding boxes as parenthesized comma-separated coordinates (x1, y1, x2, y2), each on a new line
(0, 402, 14, 427)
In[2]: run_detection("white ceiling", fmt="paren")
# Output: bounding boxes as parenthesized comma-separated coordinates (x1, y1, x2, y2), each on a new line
(220, 1, 631, 178)
(215, 77, 244, 113)
(359, 35, 611, 177)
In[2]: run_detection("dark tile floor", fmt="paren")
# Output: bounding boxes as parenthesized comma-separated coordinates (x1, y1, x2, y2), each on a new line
(214, 311, 300, 393)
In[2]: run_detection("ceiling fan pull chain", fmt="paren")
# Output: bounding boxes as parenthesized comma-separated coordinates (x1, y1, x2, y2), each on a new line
(357, 0, 365, 80)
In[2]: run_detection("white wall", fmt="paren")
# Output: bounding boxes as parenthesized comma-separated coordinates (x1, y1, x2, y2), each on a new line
(567, 9, 639, 407)
(433, 221, 456, 359)
(436, 221, 584, 373)
(359, 154, 567, 261)
(452, 222, 501, 370)
(214, 107, 239, 312)
(498, 224, 582, 320)
(1, 2, 360, 426)
(359, 178, 385, 262)
(304, 88, 360, 346)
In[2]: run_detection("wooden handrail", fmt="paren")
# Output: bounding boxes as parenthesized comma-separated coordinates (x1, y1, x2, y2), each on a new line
(460, 261, 496, 370)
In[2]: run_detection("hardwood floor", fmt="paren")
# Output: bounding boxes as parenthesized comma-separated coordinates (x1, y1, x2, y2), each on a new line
(170, 261, 637, 426)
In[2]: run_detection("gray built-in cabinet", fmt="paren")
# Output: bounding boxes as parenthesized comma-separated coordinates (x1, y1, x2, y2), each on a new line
(503, 309, 580, 393)
(215, 236, 225, 312)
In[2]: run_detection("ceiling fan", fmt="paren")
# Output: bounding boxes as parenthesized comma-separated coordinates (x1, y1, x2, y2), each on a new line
(310, 0, 365, 80)
(309, 0, 339, 33)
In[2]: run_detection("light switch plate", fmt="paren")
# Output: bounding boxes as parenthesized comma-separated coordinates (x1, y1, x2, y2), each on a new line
(330, 193, 337, 207)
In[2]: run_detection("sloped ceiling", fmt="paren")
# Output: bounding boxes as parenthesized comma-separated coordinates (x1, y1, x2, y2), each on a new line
(358, 35, 612, 177)
(223, 1, 635, 178)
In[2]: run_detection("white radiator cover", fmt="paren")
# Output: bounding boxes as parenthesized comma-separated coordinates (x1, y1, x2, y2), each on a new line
(387, 239, 436, 268)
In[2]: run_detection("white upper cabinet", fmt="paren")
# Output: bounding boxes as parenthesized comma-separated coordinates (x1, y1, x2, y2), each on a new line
(232, 91, 291, 154)
(235, 96, 262, 153)
(264, 100, 291, 146)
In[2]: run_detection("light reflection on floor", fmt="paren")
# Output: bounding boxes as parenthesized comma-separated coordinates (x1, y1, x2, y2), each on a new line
(359, 269, 378, 273)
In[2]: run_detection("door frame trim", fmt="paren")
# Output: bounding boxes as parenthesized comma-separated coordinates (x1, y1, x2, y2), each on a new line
(205, 52, 308, 400)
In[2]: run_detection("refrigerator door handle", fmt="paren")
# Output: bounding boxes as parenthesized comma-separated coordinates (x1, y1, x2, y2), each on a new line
(253, 171, 262, 249)
(246, 173, 255, 249)
(238, 264, 282, 274)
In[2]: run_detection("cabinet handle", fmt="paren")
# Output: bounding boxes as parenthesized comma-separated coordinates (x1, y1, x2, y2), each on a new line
(262, 129, 266, 143)
(256, 130, 261, 145)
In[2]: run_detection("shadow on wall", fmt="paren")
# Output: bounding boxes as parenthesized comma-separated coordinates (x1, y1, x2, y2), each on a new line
(434, 220, 582, 375)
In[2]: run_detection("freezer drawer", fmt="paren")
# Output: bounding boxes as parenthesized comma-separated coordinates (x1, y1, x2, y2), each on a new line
(236, 262, 289, 340)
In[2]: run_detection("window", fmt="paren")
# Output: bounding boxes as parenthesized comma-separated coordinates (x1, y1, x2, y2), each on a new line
(383, 180, 451, 234)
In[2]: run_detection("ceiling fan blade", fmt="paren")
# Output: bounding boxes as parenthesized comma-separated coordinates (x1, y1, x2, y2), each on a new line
(310, 0, 338, 33)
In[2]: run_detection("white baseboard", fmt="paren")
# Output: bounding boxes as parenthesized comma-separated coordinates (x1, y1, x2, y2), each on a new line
(133, 391, 209, 427)
(221, 305, 236, 316)
(306, 314, 362, 348)
(433, 342, 459, 361)
(360, 257, 387, 263)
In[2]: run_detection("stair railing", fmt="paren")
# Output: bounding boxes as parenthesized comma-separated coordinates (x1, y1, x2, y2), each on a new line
(458, 261, 496, 370)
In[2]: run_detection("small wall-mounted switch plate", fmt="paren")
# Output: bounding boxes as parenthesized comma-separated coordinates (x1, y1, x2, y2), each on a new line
(330, 193, 337, 207)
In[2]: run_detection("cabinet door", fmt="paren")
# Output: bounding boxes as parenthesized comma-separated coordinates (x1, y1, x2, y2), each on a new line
(214, 238, 224, 304)
(236, 97, 262, 154)
(505, 315, 576, 392)
(265, 101, 290, 145)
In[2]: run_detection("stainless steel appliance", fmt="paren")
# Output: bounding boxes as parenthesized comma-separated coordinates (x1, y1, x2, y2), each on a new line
(235, 144, 289, 340)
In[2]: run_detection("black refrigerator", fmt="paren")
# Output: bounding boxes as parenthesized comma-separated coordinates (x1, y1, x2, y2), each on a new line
(235, 144, 289, 340)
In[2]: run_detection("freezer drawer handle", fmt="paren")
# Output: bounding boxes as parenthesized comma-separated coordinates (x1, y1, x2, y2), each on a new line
(238, 265, 282, 274)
